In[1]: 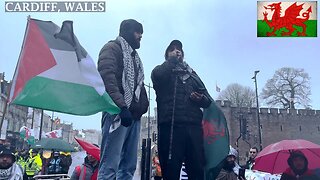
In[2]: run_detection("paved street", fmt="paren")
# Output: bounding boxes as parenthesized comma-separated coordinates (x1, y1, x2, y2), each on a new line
(70, 151, 141, 180)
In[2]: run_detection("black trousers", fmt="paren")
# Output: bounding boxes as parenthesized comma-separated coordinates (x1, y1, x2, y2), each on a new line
(158, 124, 205, 180)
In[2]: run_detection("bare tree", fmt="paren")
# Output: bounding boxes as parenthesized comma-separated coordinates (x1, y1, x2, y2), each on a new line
(218, 83, 256, 107)
(261, 67, 311, 109)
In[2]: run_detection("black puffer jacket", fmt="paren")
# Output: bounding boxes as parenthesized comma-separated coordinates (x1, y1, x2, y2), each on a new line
(151, 60, 211, 126)
(98, 39, 149, 119)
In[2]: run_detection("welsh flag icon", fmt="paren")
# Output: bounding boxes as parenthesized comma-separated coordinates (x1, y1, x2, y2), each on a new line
(257, 1, 317, 37)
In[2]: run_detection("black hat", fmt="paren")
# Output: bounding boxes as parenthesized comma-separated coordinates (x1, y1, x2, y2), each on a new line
(119, 19, 143, 49)
(119, 19, 143, 35)
(0, 148, 16, 162)
(165, 40, 184, 60)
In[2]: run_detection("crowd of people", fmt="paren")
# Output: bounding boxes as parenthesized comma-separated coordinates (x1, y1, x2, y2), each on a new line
(0, 142, 101, 180)
(0, 145, 73, 179)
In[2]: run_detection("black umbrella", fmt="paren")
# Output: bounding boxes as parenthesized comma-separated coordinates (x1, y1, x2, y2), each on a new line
(31, 138, 75, 152)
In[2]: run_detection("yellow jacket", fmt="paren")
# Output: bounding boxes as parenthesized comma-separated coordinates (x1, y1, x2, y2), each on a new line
(25, 153, 42, 176)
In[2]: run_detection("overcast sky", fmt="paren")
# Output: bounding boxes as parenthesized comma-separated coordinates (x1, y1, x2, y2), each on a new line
(1, 0, 319, 130)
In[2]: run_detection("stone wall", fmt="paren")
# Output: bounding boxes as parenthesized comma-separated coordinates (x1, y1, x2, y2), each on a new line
(215, 100, 320, 165)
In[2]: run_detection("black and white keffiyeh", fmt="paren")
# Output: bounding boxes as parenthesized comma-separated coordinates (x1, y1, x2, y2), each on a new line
(117, 36, 144, 108)
(0, 166, 11, 179)
(0, 163, 24, 180)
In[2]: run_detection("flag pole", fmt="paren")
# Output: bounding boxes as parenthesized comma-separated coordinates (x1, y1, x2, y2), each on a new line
(31, 108, 34, 129)
(51, 111, 54, 131)
(2, 16, 31, 136)
(9, 15, 31, 103)
(39, 109, 44, 140)
(2, 15, 31, 136)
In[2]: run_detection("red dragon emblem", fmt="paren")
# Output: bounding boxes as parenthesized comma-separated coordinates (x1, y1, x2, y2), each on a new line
(263, 2, 312, 36)
(202, 120, 225, 144)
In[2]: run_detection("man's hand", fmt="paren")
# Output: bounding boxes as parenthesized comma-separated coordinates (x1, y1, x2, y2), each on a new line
(119, 107, 133, 127)
(190, 92, 204, 102)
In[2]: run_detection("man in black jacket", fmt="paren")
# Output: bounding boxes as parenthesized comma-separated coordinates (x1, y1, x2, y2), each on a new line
(151, 40, 211, 180)
(244, 147, 258, 170)
(97, 19, 149, 180)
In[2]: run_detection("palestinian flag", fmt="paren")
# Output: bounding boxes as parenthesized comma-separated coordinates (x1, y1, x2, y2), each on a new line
(257, 1, 317, 37)
(203, 101, 230, 180)
(9, 18, 120, 115)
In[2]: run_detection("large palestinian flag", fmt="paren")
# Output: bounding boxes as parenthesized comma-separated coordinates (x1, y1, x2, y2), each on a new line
(257, 1, 317, 37)
(9, 18, 120, 115)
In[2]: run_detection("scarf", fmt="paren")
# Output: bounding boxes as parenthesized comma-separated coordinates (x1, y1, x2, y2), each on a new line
(0, 163, 22, 180)
(174, 61, 193, 83)
(0, 166, 12, 179)
(117, 36, 144, 108)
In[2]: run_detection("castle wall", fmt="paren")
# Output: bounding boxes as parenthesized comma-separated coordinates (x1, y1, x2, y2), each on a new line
(216, 100, 320, 165)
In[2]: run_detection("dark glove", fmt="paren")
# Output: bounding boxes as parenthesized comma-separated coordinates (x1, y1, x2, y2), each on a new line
(119, 107, 133, 127)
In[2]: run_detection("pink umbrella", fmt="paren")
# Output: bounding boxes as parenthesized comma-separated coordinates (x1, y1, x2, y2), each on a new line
(254, 139, 320, 174)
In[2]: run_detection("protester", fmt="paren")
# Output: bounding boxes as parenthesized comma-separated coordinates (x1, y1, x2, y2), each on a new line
(97, 19, 149, 179)
(0, 147, 27, 180)
(25, 149, 42, 178)
(280, 150, 320, 180)
(40, 150, 52, 175)
(151, 40, 211, 180)
(216, 146, 243, 180)
(244, 147, 258, 170)
(47, 151, 63, 174)
(59, 151, 72, 174)
(3, 139, 12, 151)
(16, 149, 29, 172)
(70, 144, 100, 180)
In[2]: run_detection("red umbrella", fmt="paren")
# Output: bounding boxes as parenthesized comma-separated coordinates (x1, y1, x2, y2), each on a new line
(75, 137, 100, 161)
(254, 139, 320, 174)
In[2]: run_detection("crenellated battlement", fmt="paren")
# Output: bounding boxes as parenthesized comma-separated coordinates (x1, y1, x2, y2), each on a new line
(215, 100, 320, 117)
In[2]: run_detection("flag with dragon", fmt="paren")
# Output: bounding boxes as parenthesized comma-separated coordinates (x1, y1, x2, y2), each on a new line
(257, 1, 317, 37)
(202, 100, 230, 180)
(189, 73, 230, 179)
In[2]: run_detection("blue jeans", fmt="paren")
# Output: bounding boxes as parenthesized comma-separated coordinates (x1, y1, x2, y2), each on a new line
(98, 112, 141, 180)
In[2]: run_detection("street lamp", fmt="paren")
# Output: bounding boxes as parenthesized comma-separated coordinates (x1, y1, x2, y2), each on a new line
(252, 70, 263, 151)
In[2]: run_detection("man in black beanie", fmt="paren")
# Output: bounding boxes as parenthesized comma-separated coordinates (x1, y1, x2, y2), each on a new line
(0, 147, 27, 179)
(97, 19, 149, 179)
(151, 40, 211, 179)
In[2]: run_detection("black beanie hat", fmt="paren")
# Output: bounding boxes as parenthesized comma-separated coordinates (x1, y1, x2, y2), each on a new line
(119, 19, 143, 49)
(0, 147, 16, 162)
(165, 40, 184, 60)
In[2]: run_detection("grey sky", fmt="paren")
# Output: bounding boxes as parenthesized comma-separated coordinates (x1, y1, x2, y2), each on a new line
(1, 0, 319, 130)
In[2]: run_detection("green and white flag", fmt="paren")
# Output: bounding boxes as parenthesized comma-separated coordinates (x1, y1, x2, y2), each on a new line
(257, 1, 317, 37)
(9, 18, 120, 115)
